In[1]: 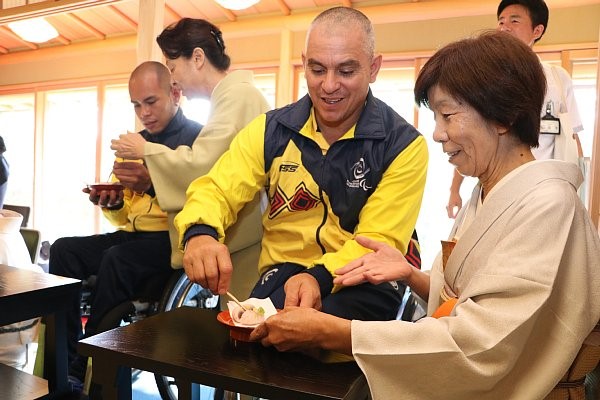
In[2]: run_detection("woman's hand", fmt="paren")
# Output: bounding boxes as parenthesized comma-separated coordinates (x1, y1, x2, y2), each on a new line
(250, 307, 351, 354)
(333, 236, 414, 286)
(111, 132, 146, 160)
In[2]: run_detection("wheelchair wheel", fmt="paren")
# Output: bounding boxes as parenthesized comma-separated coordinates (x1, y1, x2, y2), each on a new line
(154, 270, 220, 400)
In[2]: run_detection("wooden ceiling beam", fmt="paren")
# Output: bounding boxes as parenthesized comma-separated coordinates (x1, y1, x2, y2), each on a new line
(0, 25, 38, 49)
(214, 4, 237, 22)
(64, 12, 105, 39)
(275, 0, 290, 16)
(164, 4, 181, 21)
(0, 0, 125, 24)
(108, 5, 137, 31)
(54, 34, 71, 44)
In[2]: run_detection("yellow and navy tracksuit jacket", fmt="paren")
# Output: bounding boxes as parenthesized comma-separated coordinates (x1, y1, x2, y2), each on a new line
(176, 91, 427, 290)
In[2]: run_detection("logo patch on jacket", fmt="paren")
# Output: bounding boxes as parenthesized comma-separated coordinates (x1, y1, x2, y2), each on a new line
(279, 162, 299, 172)
(269, 182, 320, 219)
(346, 157, 372, 191)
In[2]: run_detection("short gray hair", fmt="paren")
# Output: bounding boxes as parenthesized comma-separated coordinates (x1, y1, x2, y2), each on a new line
(307, 7, 375, 58)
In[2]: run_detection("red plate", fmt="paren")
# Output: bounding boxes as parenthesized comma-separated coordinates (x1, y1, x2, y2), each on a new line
(217, 310, 256, 342)
(87, 182, 125, 191)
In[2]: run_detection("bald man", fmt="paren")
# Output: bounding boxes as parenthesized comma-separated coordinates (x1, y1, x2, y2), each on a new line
(49, 61, 202, 392)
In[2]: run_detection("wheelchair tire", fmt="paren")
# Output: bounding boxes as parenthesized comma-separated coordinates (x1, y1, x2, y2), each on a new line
(154, 270, 220, 400)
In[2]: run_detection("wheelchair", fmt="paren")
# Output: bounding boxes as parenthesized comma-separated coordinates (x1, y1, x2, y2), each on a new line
(82, 269, 221, 400)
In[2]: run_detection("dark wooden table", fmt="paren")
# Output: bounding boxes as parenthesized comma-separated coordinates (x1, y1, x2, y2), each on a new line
(0, 264, 81, 399)
(79, 307, 369, 400)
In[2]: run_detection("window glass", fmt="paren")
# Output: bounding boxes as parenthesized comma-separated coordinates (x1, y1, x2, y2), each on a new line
(370, 67, 415, 125)
(0, 93, 35, 209)
(180, 97, 210, 125)
(40, 88, 98, 242)
(254, 72, 277, 110)
(572, 61, 597, 158)
(99, 84, 135, 233)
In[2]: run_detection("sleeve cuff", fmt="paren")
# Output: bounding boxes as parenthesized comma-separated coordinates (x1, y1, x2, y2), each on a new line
(305, 264, 334, 296)
(183, 224, 219, 245)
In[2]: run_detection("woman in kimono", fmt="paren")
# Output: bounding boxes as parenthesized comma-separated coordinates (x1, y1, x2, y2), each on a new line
(250, 31, 600, 399)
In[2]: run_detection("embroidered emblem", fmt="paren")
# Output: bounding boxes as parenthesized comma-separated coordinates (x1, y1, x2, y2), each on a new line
(346, 157, 372, 191)
(268, 182, 320, 219)
(261, 268, 279, 285)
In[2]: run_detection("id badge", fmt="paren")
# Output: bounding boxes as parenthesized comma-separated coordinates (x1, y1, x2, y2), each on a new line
(540, 115, 560, 135)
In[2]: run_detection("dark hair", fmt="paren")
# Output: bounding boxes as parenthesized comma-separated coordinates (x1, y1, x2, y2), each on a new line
(497, 0, 549, 42)
(156, 18, 231, 71)
(414, 30, 546, 148)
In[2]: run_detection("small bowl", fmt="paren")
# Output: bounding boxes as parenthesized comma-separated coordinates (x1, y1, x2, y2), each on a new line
(217, 310, 256, 342)
(87, 182, 125, 192)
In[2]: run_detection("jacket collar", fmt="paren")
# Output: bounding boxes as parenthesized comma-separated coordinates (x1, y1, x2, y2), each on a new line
(276, 89, 387, 140)
(140, 107, 185, 145)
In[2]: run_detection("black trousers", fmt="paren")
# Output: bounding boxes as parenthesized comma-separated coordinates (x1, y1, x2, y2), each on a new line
(49, 230, 172, 379)
(249, 263, 405, 321)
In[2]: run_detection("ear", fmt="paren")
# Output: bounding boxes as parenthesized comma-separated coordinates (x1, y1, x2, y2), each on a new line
(192, 47, 206, 69)
(301, 52, 306, 70)
(171, 85, 182, 105)
(532, 24, 545, 41)
(495, 123, 511, 136)
(370, 54, 383, 83)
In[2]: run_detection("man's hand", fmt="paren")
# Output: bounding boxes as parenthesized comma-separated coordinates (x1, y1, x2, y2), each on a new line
(111, 132, 146, 160)
(283, 273, 322, 310)
(82, 186, 123, 208)
(182, 235, 233, 295)
(112, 161, 152, 194)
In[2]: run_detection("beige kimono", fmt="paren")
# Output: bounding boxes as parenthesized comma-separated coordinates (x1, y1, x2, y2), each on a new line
(143, 70, 270, 268)
(352, 160, 600, 400)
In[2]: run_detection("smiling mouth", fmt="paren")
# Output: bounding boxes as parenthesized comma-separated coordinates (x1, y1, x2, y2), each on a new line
(322, 98, 342, 105)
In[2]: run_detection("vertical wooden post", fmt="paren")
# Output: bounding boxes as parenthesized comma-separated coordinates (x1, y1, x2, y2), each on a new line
(137, 0, 165, 64)
(276, 28, 293, 108)
(588, 26, 600, 231)
(134, 0, 165, 131)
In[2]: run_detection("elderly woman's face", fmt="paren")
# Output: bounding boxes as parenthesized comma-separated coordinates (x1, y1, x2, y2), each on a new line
(429, 85, 502, 179)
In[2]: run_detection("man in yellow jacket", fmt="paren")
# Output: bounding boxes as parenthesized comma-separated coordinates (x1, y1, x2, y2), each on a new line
(49, 61, 201, 392)
(176, 7, 427, 321)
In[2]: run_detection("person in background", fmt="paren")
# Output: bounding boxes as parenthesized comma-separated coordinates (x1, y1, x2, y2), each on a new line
(0, 136, 9, 209)
(250, 31, 600, 400)
(446, 0, 584, 218)
(176, 7, 427, 321)
(49, 61, 201, 393)
(111, 18, 271, 273)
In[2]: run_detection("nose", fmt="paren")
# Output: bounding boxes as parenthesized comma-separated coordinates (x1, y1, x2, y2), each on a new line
(432, 122, 447, 144)
(321, 70, 340, 93)
(498, 24, 509, 32)
(140, 104, 152, 116)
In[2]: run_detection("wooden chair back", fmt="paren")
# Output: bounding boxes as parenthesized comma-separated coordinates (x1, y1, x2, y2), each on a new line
(544, 321, 600, 400)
